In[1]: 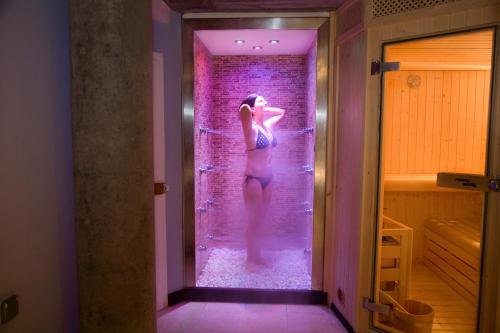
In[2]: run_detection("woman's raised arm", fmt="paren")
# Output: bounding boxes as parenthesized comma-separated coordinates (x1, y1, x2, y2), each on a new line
(263, 107, 285, 128)
(239, 104, 253, 134)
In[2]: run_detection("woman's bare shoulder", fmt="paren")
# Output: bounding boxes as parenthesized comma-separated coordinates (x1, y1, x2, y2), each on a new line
(239, 104, 252, 122)
(239, 104, 251, 113)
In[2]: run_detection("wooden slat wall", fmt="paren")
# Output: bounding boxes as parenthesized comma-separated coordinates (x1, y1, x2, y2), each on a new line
(383, 191, 483, 262)
(383, 70, 491, 175)
(385, 30, 493, 71)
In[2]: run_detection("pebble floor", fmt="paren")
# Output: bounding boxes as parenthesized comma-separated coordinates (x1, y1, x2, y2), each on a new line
(196, 248, 311, 289)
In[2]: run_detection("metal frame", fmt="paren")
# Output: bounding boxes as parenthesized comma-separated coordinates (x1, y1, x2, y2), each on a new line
(181, 17, 330, 290)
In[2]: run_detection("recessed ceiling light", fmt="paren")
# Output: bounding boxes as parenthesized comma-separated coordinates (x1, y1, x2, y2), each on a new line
(234, 39, 245, 44)
(253, 46, 263, 50)
(269, 39, 280, 44)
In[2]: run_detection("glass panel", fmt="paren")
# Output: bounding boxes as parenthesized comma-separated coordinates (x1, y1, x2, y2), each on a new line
(373, 29, 495, 332)
(193, 30, 317, 289)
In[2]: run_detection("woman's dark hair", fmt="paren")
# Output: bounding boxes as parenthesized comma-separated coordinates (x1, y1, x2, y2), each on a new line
(240, 93, 259, 107)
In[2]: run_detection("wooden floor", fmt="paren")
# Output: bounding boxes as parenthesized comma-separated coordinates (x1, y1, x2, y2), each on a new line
(410, 263, 477, 333)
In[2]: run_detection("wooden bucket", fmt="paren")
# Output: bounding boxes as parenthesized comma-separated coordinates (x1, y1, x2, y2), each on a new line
(393, 300, 434, 333)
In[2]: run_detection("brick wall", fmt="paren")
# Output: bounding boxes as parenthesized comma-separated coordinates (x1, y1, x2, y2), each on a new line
(194, 41, 317, 260)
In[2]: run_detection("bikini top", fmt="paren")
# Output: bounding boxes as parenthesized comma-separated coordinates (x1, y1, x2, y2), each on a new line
(247, 126, 277, 151)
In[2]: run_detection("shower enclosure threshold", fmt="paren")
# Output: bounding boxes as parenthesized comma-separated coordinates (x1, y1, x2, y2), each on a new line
(168, 287, 327, 306)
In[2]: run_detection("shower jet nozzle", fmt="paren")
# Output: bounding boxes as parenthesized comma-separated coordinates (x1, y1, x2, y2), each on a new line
(301, 127, 314, 134)
(300, 165, 314, 175)
(199, 165, 214, 174)
(304, 208, 313, 215)
(196, 206, 208, 213)
(199, 126, 215, 134)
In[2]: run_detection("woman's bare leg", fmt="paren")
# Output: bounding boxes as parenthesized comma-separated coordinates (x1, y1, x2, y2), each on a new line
(254, 182, 272, 265)
(243, 179, 265, 269)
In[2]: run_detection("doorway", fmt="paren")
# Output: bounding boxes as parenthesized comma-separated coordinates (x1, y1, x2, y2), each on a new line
(373, 28, 495, 332)
(182, 17, 329, 292)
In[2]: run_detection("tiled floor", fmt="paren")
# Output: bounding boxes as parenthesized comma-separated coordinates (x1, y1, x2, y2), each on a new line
(157, 302, 348, 333)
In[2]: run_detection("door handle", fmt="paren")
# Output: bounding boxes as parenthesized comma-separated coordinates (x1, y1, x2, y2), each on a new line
(154, 182, 168, 195)
(437, 173, 500, 192)
(488, 179, 499, 191)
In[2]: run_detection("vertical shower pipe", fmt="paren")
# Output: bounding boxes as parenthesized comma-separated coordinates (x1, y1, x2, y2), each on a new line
(206, 131, 212, 243)
(197, 125, 210, 281)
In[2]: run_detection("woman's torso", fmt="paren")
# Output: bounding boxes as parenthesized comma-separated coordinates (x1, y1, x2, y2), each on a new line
(244, 123, 275, 177)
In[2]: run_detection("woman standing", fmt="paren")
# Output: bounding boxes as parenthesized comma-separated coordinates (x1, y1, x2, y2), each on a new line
(239, 94, 285, 271)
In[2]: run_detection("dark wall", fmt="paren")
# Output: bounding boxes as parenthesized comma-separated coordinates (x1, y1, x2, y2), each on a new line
(0, 0, 79, 332)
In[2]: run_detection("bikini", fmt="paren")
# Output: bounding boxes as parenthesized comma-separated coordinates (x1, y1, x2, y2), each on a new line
(246, 127, 277, 151)
(245, 126, 277, 189)
(245, 174, 273, 189)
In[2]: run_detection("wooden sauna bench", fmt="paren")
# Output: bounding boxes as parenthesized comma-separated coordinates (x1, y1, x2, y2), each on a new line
(385, 173, 449, 192)
(383, 173, 481, 304)
(424, 218, 481, 305)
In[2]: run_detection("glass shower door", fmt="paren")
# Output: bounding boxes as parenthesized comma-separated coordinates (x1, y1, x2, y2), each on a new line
(372, 28, 495, 333)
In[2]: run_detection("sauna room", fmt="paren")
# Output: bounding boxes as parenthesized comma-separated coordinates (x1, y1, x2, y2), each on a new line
(374, 28, 494, 333)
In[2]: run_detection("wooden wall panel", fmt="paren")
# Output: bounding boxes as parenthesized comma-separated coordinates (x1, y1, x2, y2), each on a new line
(385, 29, 493, 70)
(383, 191, 484, 262)
(382, 70, 491, 175)
(332, 29, 366, 326)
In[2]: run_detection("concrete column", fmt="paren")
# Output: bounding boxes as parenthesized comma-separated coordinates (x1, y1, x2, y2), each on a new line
(69, 1, 155, 332)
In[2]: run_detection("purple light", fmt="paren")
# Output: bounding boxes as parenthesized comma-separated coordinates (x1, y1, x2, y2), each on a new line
(234, 39, 245, 44)
(269, 39, 280, 44)
(253, 45, 263, 50)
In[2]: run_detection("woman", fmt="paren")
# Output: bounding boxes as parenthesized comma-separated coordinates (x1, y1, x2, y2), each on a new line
(239, 94, 285, 271)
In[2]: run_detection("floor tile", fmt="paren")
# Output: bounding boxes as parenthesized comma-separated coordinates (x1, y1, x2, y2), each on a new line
(204, 301, 247, 314)
(287, 312, 344, 333)
(184, 307, 250, 333)
(287, 304, 332, 315)
(157, 302, 347, 333)
(245, 303, 288, 314)
(245, 310, 288, 333)
(157, 313, 184, 333)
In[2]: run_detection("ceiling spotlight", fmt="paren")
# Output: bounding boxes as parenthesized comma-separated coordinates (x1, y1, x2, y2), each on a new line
(253, 46, 263, 50)
(234, 39, 245, 44)
(269, 39, 280, 44)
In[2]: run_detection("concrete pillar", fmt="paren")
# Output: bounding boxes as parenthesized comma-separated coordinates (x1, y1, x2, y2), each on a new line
(69, 1, 155, 332)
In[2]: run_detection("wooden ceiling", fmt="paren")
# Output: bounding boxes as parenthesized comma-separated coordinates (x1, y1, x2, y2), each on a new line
(164, 0, 346, 13)
(385, 29, 494, 70)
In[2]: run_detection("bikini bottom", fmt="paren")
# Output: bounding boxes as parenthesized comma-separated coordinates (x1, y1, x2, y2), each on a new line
(245, 175, 273, 189)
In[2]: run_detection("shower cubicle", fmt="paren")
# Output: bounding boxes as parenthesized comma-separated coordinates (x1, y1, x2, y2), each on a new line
(182, 17, 329, 293)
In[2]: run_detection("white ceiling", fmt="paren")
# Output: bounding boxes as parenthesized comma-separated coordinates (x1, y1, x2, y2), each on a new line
(195, 29, 317, 55)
